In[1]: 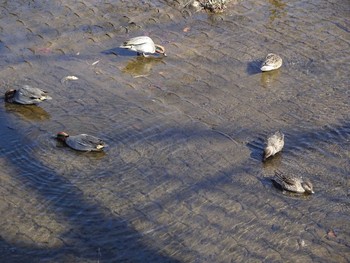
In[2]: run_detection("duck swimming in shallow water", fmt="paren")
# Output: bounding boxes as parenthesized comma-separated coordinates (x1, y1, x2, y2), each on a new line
(261, 53, 282, 72)
(56, 132, 106, 152)
(263, 131, 284, 161)
(5, 85, 52, 105)
(120, 36, 166, 57)
(272, 170, 314, 194)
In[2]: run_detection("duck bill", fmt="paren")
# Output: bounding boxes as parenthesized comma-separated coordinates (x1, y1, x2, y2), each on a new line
(155, 44, 166, 57)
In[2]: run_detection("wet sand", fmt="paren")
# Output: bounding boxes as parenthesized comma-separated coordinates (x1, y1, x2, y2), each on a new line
(0, 0, 349, 262)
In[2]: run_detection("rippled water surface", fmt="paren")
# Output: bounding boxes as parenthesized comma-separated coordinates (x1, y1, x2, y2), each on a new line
(0, 0, 349, 262)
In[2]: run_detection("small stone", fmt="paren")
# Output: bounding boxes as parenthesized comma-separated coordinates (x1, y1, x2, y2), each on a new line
(327, 229, 337, 238)
(298, 239, 306, 248)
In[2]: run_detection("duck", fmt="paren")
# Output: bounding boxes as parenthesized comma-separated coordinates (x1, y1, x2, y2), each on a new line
(120, 36, 166, 57)
(56, 132, 106, 152)
(260, 53, 282, 72)
(5, 85, 52, 105)
(263, 131, 284, 161)
(272, 170, 314, 194)
(199, 0, 226, 13)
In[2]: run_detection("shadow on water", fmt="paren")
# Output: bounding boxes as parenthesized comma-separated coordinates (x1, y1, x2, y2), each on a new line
(102, 47, 137, 57)
(121, 150, 322, 261)
(1, 0, 349, 261)
(0, 112, 180, 262)
(282, 121, 350, 156)
(246, 59, 263, 75)
(1, 104, 349, 261)
(246, 136, 265, 161)
(247, 120, 350, 166)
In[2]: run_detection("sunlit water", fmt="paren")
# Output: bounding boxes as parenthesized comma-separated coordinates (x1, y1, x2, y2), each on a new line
(0, 0, 349, 262)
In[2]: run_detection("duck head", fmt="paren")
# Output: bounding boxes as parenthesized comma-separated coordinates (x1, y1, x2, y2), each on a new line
(155, 45, 166, 56)
(263, 146, 274, 161)
(56, 131, 69, 141)
(302, 180, 314, 194)
(5, 89, 16, 102)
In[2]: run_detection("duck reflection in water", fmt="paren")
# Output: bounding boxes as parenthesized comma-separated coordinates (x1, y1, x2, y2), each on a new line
(268, 0, 287, 22)
(5, 103, 50, 121)
(260, 69, 280, 88)
(122, 56, 164, 78)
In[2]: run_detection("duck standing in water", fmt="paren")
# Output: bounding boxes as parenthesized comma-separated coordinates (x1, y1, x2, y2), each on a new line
(272, 170, 314, 194)
(120, 36, 166, 57)
(56, 132, 106, 152)
(260, 53, 283, 72)
(263, 131, 284, 161)
(5, 85, 52, 105)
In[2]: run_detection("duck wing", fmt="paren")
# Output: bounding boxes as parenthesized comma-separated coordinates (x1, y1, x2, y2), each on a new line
(66, 134, 105, 151)
(120, 36, 155, 53)
(121, 36, 154, 46)
(275, 171, 298, 186)
(267, 131, 284, 149)
(16, 85, 51, 104)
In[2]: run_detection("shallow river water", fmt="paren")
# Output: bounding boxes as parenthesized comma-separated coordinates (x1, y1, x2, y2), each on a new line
(0, 0, 349, 262)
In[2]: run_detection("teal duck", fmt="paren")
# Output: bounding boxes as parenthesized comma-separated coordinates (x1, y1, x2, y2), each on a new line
(263, 131, 284, 161)
(56, 132, 106, 152)
(261, 53, 283, 72)
(120, 36, 166, 57)
(5, 85, 52, 105)
(272, 170, 314, 194)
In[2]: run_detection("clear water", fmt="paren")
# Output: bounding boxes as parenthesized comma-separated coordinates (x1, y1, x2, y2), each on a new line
(0, 0, 349, 262)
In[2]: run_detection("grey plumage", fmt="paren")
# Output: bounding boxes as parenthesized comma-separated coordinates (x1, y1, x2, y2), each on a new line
(263, 131, 284, 161)
(261, 53, 283, 72)
(57, 132, 106, 152)
(120, 36, 166, 57)
(272, 170, 314, 194)
(5, 85, 52, 105)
